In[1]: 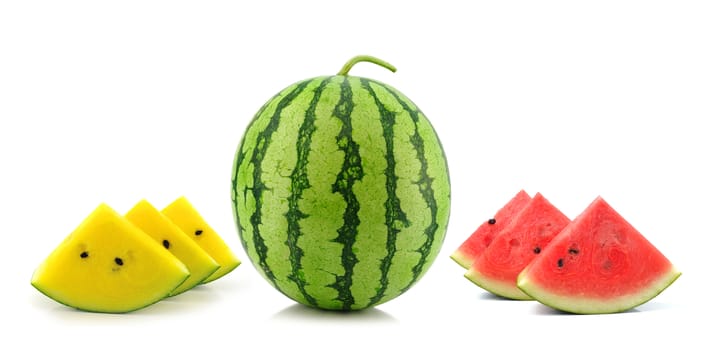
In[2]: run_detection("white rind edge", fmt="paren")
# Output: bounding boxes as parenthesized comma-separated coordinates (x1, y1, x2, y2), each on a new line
(517, 266, 682, 314)
(465, 268, 533, 300)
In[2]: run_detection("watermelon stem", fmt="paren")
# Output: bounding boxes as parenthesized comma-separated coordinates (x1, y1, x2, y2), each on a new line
(337, 55, 397, 76)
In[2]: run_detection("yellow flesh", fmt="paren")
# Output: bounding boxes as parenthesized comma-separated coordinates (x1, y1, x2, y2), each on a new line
(162, 197, 240, 283)
(126, 200, 220, 295)
(31, 204, 189, 313)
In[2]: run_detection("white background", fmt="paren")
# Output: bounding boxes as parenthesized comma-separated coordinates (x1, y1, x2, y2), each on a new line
(1, 1, 714, 348)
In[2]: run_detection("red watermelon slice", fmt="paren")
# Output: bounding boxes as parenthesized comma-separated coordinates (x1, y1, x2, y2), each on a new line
(465, 193, 571, 300)
(451, 190, 531, 269)
(517, 196, 681, 314)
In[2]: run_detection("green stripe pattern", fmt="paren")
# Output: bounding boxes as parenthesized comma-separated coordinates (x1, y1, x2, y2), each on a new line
(232, 75, 450, 310)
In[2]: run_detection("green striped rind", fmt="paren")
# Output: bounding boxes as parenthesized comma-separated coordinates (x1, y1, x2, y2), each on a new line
(232, 75, 450, 310)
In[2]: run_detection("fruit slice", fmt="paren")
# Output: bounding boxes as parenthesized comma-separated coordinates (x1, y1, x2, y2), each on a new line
(162, 196, 240, 283)
(517, 196, 681, 314)
(126, 199, 220, 296)
(465, 193, 570, 299)
(451, 190, 531, 269)
(31, 204, 190, 313)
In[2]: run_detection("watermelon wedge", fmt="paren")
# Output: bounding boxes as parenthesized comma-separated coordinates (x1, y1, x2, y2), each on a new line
(517, 196, 681, 314)
(451, 190, 531, 269)
(31, 204, 190, 313)
(465, 193, 570, 299)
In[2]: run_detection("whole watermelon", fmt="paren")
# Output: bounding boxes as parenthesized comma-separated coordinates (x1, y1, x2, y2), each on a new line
(231, 56, 450, 310)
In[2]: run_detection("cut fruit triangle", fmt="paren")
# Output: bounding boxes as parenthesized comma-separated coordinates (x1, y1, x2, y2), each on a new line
(517, 196, 681, 314)
(126, 199, 220, 296)
(31, 203, 190, 313)
(162, 196, 241, 283)
(451, 190, 531, 269)
(465, 193, 570, 300)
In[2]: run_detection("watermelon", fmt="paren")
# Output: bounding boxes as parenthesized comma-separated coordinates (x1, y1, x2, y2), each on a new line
(517, 196, 681, 314)
(31, 203, 190, 313)
(450, 190, 531, 269)
(465, 193, 570, 299)
(231, 55, 451, 310)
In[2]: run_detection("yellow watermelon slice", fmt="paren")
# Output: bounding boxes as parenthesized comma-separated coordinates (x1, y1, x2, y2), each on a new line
(31, 203, 189, 313)
(125, 199, 220, 296)
(162, 196, 240, 283)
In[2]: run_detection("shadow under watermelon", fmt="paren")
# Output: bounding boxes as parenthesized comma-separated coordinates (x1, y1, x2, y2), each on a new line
(270, 303, 398, 324)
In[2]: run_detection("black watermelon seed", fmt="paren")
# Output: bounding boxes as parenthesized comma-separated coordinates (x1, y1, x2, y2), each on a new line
(80, 251, 89, 259)
(533, 247, 541, 254)
(114, 257, 124, 266)
(162, 239, 170, 249)
(488, 218, 496, 225)
(194, 229, 203, 236)
(557, 258, 564, 268)
(568, 248, 579, 255)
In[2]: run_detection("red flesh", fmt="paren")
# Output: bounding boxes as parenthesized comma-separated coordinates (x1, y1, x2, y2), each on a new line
(451, 190, 531, 268)
(520, 196, 676, 298)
